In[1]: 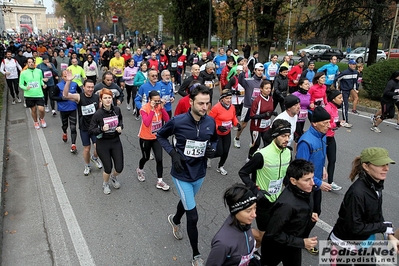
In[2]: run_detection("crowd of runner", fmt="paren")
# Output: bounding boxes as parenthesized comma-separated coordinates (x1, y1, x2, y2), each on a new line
(1, 33, 399, 266)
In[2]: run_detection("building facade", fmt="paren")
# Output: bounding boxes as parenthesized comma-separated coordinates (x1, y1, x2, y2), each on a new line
(1, 0, 47, 34)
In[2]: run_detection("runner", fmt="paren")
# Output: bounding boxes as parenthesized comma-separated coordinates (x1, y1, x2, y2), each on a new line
(89, 89, 124, 195)
(136, 90, 170, 191)
(0, 50, 22, 104)
(157, 85, 217, 266)
(62, 71, 103, 176)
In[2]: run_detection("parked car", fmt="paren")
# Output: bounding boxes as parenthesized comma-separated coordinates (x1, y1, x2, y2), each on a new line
(310, 49, 344, 62)
(346, 47, 386, 63)
(385, 49, 399, 59)
(297, 44, 331, 56)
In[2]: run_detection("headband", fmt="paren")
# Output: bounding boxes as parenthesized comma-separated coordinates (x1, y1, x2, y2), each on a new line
(219, 91, 232, 101)
(229, 190, 257, 215)
(271, 126, 291, 138)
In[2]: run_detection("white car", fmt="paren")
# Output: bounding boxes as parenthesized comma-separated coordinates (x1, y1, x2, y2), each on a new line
(297, 44, 331, 56)
(346, 47, 386, 63)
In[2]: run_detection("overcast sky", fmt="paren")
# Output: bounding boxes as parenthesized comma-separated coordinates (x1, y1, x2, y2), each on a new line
(43, 0, 54, 14)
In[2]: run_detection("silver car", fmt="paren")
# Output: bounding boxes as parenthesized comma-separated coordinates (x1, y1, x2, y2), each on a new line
(297, 44, 331, 56)
(346, 47, 386, 63)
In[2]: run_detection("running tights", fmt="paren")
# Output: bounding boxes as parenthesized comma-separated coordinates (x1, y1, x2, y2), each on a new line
(96, 137, 124, 174)
(248, 130, 268, 159)
(326, 136, 337, 184)
(43, 86, 55, 110)
(60, 110, 77, 144)
(139, 138, 163, 178)
(215, 133, 231, 167)
(125, 85, 137, 106)
(6, 78, 19, 99)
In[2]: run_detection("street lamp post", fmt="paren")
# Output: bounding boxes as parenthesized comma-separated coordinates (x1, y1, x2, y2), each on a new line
(388, 2, 399, 59)
(207, 0, 211, 50)
(286, 0, 293, 51)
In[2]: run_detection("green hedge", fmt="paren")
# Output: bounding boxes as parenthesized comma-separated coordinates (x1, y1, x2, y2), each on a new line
(314, 62, 349, 72)
(362, 59, 399, 100)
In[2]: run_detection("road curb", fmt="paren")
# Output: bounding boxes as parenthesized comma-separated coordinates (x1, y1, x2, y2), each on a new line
(0, 81, 8, 264)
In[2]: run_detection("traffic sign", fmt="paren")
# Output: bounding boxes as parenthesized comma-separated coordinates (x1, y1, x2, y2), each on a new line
(135, 30, 139, 36)
(97, 26, 100, 31)
(112, 16, 118, 23)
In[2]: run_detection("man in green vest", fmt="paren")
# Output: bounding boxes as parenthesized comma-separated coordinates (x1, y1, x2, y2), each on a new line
(239, 119, 292, 232)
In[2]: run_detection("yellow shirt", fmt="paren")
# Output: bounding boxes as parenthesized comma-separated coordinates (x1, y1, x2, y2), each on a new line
(109, 57, 125, 77)
(67, 65, 86, 86)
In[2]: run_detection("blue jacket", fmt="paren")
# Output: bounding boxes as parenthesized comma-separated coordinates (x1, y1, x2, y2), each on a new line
(134, 81, 161, 110)
(334, 68, 358, 91)
(157, 80, 174, 112)
(56, 80, 78, 111)
(36, 62, 58, 87)
(213, 54, 227, 75)
(295, 126, 327, 189)
(157, 111, 218, 182)
(317, 63, 339, 85)
(133, 54, 143, 67)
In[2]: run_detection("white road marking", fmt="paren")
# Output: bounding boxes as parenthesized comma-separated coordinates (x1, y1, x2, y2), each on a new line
(36, 128, 95, 266)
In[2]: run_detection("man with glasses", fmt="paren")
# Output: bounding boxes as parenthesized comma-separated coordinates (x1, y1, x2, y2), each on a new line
(295, 106, 332, 255)
(135, 69, 161, 111)
(157, 70, 175, 118)
(234, 62, 265, 149)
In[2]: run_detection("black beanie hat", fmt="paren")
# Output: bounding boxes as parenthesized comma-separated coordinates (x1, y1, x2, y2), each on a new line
(284, 95, 300, 109)
(327, 89, 341, 102)
(312, 106, 331, 122)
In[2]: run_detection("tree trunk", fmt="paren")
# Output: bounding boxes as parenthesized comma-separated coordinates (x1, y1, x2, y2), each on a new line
(367, 2, 384, 66)
(231, 12, 239, 49)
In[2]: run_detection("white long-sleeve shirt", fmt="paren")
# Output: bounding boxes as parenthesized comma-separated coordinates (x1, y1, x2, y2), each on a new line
(0, 58, 22, 79)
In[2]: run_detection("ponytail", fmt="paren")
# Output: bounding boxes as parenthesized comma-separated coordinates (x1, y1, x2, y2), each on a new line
(349, 156, 364, 182)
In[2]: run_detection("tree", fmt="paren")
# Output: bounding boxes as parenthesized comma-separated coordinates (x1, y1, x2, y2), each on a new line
(296, 0, 397, 65)
(218, 0, 247, 49)
(253, 0, 288, 62)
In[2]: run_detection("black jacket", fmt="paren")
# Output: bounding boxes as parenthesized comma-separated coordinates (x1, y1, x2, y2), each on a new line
(263, 183, 314, 249)
(89, 105, 123, 139)
(273, 74, 289, 98)
(331, 172, 387, 241)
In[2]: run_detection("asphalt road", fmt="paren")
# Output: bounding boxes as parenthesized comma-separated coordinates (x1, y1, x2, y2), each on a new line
(2, 84, 399, 266)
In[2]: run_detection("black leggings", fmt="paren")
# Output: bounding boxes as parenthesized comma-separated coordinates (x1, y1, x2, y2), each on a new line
(96, 137, 124, 174)
(60, 110, 77, 144)
(295, 121, 305, 142)
(173, 202, 200, 257)
(273, 93, 285, 112)
(215, 133, 231, 167)
(248, 130, 268, 159)
(125, 85, 137, 106)
(43, 86, 55, 109)
(139, 138, 163, 178)
(341, 90, 351, 123)
(326, 136, 337, 184)
(6, 78, 19, 98)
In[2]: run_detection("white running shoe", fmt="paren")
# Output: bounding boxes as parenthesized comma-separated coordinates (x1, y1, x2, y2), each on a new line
(83, 165, 91, 176)
(137, 168, 145, 182)
(127, 103, 131, 110)
(341, 122, 353, 128)
(149, 152, 154, 160)
(103, 183, 111, 194)
(156, 180, 170, 191)
(111, 175, 121, 189)
(91, 156, 103, 169)
(207, 159, 211, 168)
(234, 138, 241, 148)
(370, 126, 381, 133)
(44, 105, 50, 113)
(331, 182, 342, 191)
(17, 97, 22, 103)
(217, 166, 228, 175)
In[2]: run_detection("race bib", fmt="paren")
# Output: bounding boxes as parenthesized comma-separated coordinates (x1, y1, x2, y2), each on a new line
(219, 60, 226, 68)
(81, 103, 96, 116)
(5, 66, 16, 74)
(162, 95, 171, 103)
(60, 63, 68, 70)
(29, 81, 40, 89)
(204, 81, 214, 88)
(269, 70, 276, 77)
(116, 69, 122, 75)
(151, 120, 162, 133)
(296, 74, 301, 81)
(222, 121, 232, 130)
(315, 97, 324, 106)
(238, 84, 245, 96)
(183, 139, 207, 158)
(171, 62, 177, 68)
(268, 179, 283, 195)
(74, 74, 81, 80)
(103, 116, 118, 133)
(259, 119, 271, 129)
(177, 61, 183, 66)
(43, 70, 52, 78)
(251, 88, 260, 99)
(89, 65, 96, 71)
(193, 57, 198, 64)
(298, 109, 308, 120)
(328, 74, 335, 81)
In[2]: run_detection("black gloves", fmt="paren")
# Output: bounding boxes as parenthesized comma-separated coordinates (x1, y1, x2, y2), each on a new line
(205, 144, 216, 158)
(236, 123, 242, 131)
(170, 150, 186, 173)
(218, 125, 228, 133)
(272, 111, 278, 116)
(256, 189, 270, 202)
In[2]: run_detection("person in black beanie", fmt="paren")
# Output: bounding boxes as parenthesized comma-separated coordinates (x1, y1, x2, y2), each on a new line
(295, 106, 332, 255)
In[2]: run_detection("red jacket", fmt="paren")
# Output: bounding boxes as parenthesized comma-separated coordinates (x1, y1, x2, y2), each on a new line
(209, 102, 239, 136)
(148, 59, 159, 72)
(287, 65, 303, 87)
(175, 95, 191, 116)
(220, 66, 231, 89)
(250, 94, 274, 132)
(308, 83, 327, 110)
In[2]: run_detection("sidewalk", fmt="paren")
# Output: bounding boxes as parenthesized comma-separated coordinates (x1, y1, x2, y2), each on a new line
(0, 90, 53, 265)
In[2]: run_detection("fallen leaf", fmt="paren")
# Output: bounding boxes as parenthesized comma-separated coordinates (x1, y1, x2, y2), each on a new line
(5, 182, 9, 187)
(3, 188, 7, 193)
(4, 211, 8, 216)
(44, 163, 48, 166)
(5, 230, 8, 233)
(173, 256, 177, 261)
(346, 130, 351, 133)
(10, 230, 16, 234)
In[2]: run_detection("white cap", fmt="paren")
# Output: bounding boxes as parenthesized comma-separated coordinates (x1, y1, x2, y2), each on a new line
(237, 65, 243, 71)
(254, 63, 264, 70)
(234, 49, 239, 53)
(287, 51, 293, 56)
